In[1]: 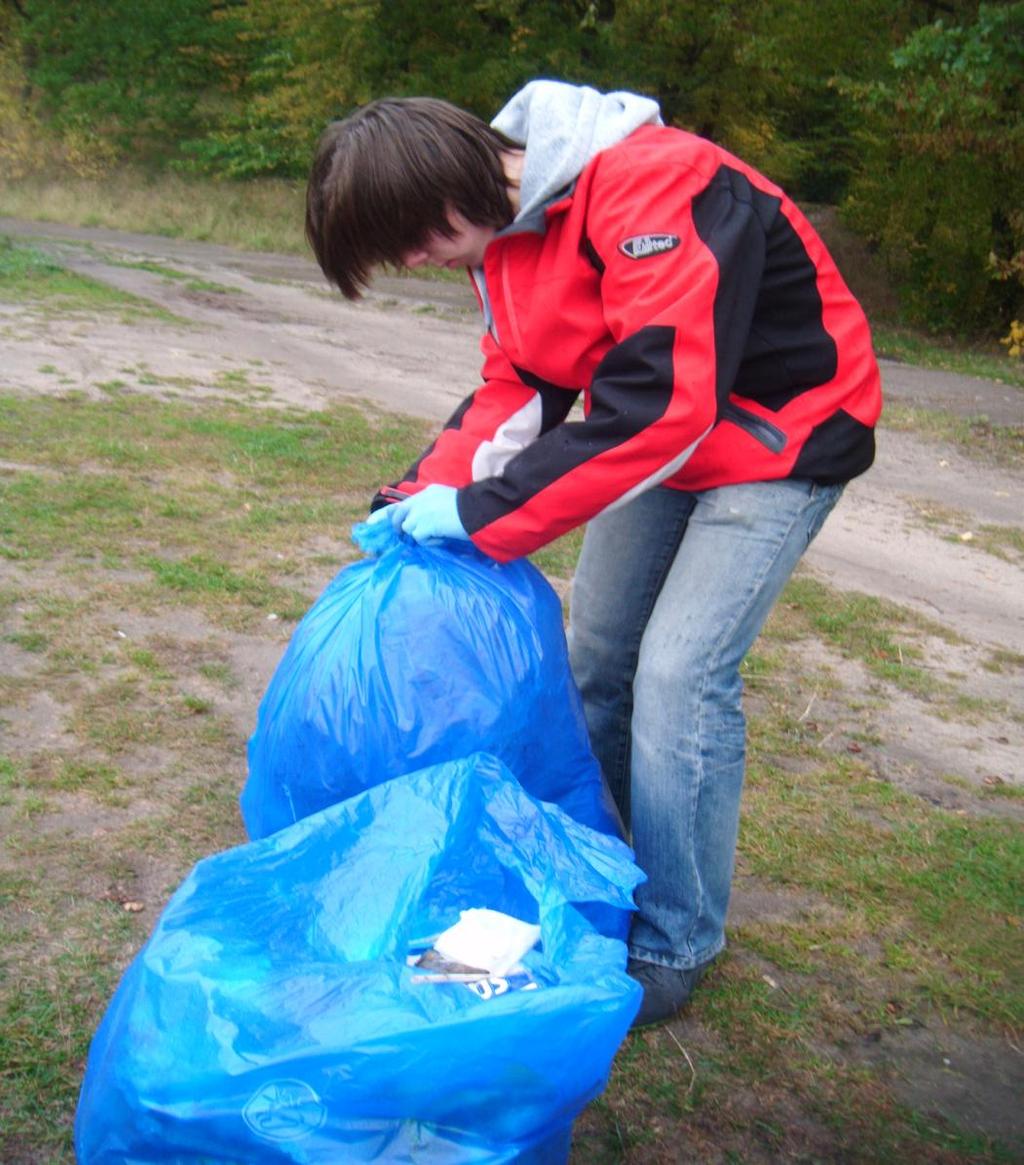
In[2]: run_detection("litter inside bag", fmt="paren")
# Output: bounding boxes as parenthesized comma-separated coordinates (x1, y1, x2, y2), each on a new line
(75, 754, 644, 1164)
(241, 522, 621, 843)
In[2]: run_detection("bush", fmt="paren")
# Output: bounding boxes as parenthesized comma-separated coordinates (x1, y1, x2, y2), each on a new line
(844, 4, 1024, 337)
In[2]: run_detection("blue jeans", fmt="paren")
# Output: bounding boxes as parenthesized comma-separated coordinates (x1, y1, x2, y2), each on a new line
(568, 479, 844, 970)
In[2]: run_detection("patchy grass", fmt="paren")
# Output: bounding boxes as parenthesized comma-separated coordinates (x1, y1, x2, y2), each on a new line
(872, 324, 1024, 391)
(528, 526, 585, 585)
(109, 258, 241, 297)
(905, 497, 1024, 565)
(966, 524, 1024, 565)
(1, 389, 1021, 1163)
(213, 367, 274, 398)
(0, 390, 431, 1157)
(741, 760, 1022, 1027)
(767, 575, 960, 699)
(0, 391, 429, 619)
(0, 235, 176, 322)
(881, 402, 1024, 470)
(984, 647, 1024, 675)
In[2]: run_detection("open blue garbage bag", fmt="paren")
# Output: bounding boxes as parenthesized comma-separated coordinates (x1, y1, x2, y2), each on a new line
(75, 753, 644, 1163)
(241, 522, 621, 843)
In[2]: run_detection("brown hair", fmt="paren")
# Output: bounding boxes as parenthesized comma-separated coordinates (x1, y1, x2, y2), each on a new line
(306, 97, 519, 299)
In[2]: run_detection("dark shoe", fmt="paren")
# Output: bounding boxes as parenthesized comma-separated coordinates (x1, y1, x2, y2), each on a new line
(627, 957, 710, 1028)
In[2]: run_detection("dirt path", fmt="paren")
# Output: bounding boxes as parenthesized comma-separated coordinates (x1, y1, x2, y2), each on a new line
(5, 216, 1021, 647)
(4, 216, 1022, 793)
(4, 214, 1023, 795)
(2, 217, 1023, 1155)
(3, 213, 1020, 816)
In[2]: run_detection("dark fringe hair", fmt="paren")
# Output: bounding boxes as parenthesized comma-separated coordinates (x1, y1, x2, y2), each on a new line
(306, 97, 519, 300)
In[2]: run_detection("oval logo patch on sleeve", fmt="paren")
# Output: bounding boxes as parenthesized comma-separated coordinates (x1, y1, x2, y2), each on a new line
(618, 233, 681, 259)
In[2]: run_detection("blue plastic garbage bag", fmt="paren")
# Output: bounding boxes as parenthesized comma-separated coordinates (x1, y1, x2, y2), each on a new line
(75, 753, 644, 1163)
(241, 521, 621, 842)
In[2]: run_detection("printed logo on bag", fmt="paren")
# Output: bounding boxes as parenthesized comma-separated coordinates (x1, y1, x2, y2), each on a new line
(465, 971, 540, 999)
(243, 1079, 327, 1143)
(618, 233, 681, 260)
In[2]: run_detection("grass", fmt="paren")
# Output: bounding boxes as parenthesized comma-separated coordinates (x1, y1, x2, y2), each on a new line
(0, 235, 177, 321)
(2, 385, 1021, 1164)
(1, 228, 1021, 1164)
(872, 324, 1024, 391)
(0, 391, 429, 629)
(0, 388, 434, 1155)
(882, 402, 1024, 470)
(764, 574, 963, 700)
(0, 169, 307, 255)
(741, 762, 1022, 1027)
(110, 258, 241, 296)
(904, 498, 1024, 564)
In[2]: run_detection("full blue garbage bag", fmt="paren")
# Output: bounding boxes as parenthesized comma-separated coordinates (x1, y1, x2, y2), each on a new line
(75, 753, 644, 1163)
(241, 522, 621, 843)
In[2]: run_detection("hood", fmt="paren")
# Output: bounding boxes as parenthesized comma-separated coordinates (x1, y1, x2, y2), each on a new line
(491, 80, 663, 225)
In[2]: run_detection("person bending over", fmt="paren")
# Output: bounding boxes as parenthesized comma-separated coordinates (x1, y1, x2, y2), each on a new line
(305, 80, 882, 1027)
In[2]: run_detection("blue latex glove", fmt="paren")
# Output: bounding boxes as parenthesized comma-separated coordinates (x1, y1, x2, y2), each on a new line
(371, 484, 469, 545)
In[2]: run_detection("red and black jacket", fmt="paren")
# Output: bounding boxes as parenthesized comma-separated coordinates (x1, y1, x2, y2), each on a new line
(376, 124, 882, 562)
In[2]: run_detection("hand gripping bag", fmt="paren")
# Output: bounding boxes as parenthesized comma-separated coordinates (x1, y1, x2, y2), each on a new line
(241, 523, 621, 842)
(75, 753, 644, 1163)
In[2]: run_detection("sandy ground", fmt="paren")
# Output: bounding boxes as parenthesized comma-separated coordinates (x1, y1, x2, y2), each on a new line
(2, 217, 1022, 1152)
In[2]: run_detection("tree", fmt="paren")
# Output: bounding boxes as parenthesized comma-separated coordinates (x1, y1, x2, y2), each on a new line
(187, 0, 620, 178)
(844, 2, 1024, 333)
(0, 0, 37, 177)
(17, 0, 247, 162)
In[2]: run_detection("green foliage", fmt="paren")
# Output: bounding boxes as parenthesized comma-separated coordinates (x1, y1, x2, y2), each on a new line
(180, 0, 621, 178)
(142, 0, 909, 194)
(844, 3, 1024, 335)
(0, 9, 36, 178)
(732, 0, 914, 201)
(0, 0, 969, 197)
(5, 0, 1024, 340)
(18, 0, 247, 160)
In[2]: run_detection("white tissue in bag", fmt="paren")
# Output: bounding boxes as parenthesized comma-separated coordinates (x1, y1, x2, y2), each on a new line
(432, 909, 542, 977)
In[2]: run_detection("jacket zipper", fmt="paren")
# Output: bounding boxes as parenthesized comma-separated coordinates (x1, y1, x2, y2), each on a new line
(720, 402, 788, 454)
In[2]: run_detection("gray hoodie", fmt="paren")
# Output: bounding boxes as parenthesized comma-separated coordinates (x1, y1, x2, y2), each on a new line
(491, 80, 663, 229)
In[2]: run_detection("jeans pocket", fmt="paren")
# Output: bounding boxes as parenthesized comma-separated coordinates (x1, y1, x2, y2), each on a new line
(804, 481, 844, 546)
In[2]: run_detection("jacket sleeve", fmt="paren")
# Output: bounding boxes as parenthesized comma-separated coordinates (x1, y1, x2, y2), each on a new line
(370, 330, 580, 510)
(458, 145, 774, 561)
